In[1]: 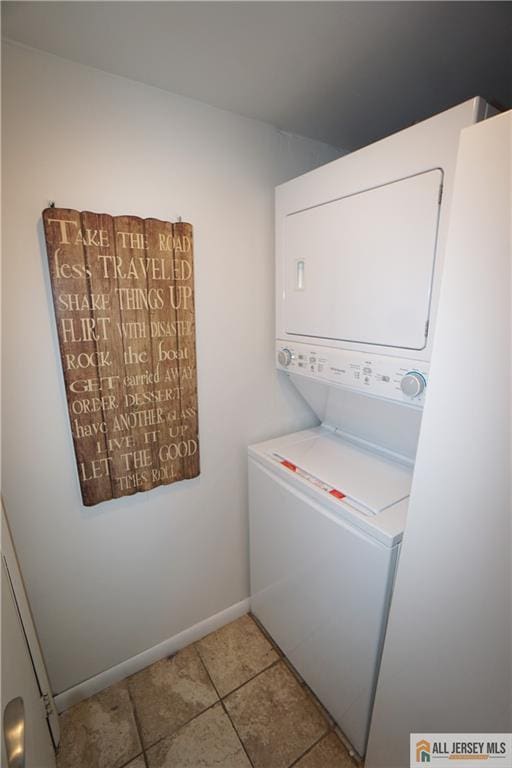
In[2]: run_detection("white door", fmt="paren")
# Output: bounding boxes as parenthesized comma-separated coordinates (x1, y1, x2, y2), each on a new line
(282, 169, 443, 350)
(2, 559, 56, 768)
(1, 503, 59, 767)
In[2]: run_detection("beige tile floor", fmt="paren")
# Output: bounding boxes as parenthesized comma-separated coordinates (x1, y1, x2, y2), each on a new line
(56, 613, 359, 768)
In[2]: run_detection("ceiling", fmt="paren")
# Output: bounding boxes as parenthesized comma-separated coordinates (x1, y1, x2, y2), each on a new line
(3, 1, 512, 150)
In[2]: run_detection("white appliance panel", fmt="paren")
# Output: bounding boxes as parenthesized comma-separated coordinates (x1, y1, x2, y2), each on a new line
(272, 430, 412, 515)
(249, 458, 399, 756)
(283, 170, 442, 350)
(276, 341, 429, 408)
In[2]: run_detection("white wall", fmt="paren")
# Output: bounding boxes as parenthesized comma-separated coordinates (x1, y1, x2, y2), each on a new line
(367, 112, 512, 767)
(1, 42, 341, 694)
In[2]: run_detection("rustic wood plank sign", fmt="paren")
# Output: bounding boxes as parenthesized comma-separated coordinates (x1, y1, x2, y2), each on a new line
(43, 208, 200, 506)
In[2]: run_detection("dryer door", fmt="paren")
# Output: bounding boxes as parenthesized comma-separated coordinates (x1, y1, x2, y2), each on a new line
(282, 169, 443, 351)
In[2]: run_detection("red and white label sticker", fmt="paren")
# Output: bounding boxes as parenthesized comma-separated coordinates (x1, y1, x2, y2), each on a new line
(273, 453, 346, 502)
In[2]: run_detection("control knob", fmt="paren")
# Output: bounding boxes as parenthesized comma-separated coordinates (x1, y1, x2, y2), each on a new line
(278, 348, 292, 367)
(400, 371, 426, 398)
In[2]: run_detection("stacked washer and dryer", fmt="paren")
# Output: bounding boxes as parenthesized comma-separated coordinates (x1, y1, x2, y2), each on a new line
(248, 97, 497, 758)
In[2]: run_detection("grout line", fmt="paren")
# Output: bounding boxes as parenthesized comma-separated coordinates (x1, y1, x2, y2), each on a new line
(194, 635, 339, 768)
(248, 621, 339, 732)
(194, 618, 343, 766)
(287, 731, 329, 767)
(248, 616, 363, 764)
(222, 658, 282, 700)
(126, 647, 224, 755)
(193, 629, 282, 700)
(219, 698, 256, 768)
(117, 750, 146, 768)
(249, 612, 285, 657)
(289, 669, 336, 729)
(195, 649, 256, 768)
(265, 637, 361, 763)
(334, 725, 364, 765)
(125, 681, 148, 762)
(139, 699, 222, 754)
(281, 655, 307, 686)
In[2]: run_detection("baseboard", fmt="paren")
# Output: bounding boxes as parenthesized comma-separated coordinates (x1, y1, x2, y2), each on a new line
(54, 598, 251, 713)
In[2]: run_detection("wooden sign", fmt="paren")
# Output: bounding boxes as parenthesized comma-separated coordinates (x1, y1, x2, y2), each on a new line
(43, 209, 200, 506)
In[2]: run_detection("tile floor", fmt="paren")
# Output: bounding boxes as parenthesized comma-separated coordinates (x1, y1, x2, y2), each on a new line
(56, 613, 359, 768)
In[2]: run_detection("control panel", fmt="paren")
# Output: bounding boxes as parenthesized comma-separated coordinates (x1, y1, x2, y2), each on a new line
(276, 341, 429, 408)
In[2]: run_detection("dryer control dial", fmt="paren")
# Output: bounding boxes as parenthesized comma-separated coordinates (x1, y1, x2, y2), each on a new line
(400, 371, 426, 398)
(278, 348, 292, 367)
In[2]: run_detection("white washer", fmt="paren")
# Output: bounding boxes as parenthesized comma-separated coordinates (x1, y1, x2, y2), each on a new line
(249, 426, 410, 757)
(249, 99, 495, 758)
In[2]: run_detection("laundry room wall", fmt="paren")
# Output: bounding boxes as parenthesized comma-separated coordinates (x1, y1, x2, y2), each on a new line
(1, 42, 342, 696)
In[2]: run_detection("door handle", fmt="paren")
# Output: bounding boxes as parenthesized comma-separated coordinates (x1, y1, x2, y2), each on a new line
(295, 259, 305, 290)
(3, 696, 25, 768)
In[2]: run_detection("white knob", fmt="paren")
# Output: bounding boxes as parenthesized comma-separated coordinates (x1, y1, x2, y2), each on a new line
(400, 371, 426, 398)
(278, 348, 292, 367)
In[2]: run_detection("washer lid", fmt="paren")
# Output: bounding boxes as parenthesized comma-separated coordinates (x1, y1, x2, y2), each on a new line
(270, 430, 412, 516)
